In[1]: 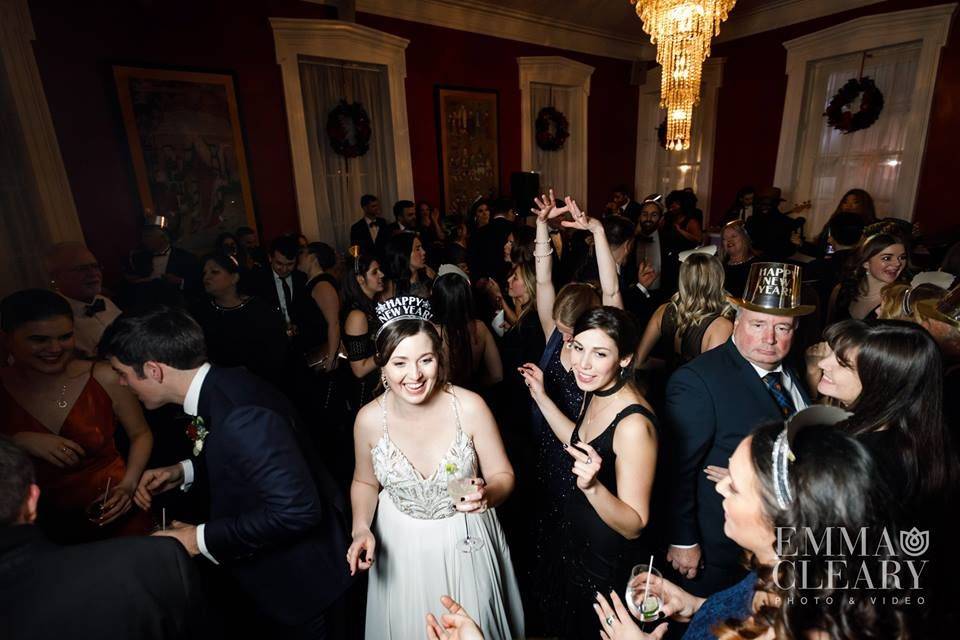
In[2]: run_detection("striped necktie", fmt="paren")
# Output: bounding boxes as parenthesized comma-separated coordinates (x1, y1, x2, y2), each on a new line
(762, 371, 796, 418)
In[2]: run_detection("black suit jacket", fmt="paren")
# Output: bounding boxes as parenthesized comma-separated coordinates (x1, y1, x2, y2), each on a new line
(664, 338, 809, 563)
(350, 216, 389, 258)
(192, 367, 351, 626)
(247, 268, 307, 321)
(621, 200, 643, 224)
(0, 525, 209, 639)
(166, 247, 202, 294)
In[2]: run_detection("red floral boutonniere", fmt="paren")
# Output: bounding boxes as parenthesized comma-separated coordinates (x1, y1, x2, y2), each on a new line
(185, 416, 208, 456)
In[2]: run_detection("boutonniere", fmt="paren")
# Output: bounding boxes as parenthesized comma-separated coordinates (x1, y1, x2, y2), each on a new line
(185, 416, 209, 456)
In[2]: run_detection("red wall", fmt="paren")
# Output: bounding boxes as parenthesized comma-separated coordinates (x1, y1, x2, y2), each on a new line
(27, 0, 638, 285)
(355, 13, 639, 217)
(709, 0, 960, 235)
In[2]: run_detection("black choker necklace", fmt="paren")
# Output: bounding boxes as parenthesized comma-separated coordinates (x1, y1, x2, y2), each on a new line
(593, 374, 628, 397)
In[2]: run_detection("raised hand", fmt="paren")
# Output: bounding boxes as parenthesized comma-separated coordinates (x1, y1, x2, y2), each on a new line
(517, 363, 546, 402)
(560, 197, 601, 232)
(637, 259, 658, 289)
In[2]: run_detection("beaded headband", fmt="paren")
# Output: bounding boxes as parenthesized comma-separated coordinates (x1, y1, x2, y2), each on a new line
(375, 296, 433, 337)
(771, 405, 852, 511)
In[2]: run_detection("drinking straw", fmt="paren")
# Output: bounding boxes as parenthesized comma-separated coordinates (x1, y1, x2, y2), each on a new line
(100, 477, 112, 511)
(640, 554, 654, 616)
(162, 507, 166, 531)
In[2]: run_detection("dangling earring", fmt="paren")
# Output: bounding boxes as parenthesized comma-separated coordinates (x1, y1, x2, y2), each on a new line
(381, 372, 389, 390)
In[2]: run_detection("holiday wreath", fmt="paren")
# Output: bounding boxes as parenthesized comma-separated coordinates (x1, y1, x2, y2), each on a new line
(326, 100, 372, 158)
(823, 77, 884, 134)
(535, 106, 570, 151)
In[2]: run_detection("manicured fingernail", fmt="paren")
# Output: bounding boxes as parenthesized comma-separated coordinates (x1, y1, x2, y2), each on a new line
(459, 497, 465, 502)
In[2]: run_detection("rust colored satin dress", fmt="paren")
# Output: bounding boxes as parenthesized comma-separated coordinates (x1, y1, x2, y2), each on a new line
(0, 372, 153, 543)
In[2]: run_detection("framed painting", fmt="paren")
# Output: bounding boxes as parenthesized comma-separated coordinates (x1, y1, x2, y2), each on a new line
(113, 66, 256, 252)
(435, 87, 499, 215)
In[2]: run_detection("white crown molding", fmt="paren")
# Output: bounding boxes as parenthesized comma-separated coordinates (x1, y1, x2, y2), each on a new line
(518, 57, 594, 202)
(270, 18, 414, 243)
(355, 0, 653, 61)
(718, 0, 887, 43)
(773, 3, 957, 222)
(0, 0, 83, 244)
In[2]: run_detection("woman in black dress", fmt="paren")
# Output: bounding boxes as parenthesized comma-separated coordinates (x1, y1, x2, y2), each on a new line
(341, 254, 386, 413)
(295, 242, 340, 374)
(191, 253, 288, 387)
(520, 307, 657, 639)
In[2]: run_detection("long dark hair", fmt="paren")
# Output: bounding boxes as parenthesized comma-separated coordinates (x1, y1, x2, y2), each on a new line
(385, 232, 422, 295)
(341, 254, 379, 321)
(838, 233, 908, 305)
(824, 319, 952, 502)
(716, 421, 911, 639)
(431, 273, 475, 385)
(831, 188, 877, 224)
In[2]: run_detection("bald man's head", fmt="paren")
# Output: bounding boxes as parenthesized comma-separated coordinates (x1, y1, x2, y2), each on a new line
(46, 242, 102, 303)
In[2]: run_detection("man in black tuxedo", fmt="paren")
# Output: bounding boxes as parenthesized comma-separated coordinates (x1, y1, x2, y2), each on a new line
(469, 197, 516, 281)
(100, 308, 351, 639)
(664, 262, 814, 597)
(385, 199, 417, 236)
(247, 234, 306, 333)
(349, 194, 388, 259)
(625, 196, 680, 321)
(607, 183, 643, 223)
(0, 437, 210, 639)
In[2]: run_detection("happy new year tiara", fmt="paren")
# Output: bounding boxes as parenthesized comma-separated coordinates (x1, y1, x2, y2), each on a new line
(375, 296, 433, 337)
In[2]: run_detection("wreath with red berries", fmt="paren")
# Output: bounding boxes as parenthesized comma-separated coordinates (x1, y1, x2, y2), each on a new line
(823, 77, 884, 134)
(535, 106, 570, 151)
(326, 100, 372, 158)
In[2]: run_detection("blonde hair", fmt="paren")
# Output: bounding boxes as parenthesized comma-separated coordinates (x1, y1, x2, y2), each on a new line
(672, 253, 732, 335)
(510, 262, 537, 323)
(552, 283, 600, 328)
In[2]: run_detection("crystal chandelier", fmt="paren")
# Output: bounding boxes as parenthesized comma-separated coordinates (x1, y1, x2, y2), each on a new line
(630, 0, 736, 150)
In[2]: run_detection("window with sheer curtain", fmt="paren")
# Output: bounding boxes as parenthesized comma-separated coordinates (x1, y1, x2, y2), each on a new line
(530, 83, 580, 199)
(0, 57, 50, 297)
(793, 42, 921, 235)
(299, 58, 397, 250)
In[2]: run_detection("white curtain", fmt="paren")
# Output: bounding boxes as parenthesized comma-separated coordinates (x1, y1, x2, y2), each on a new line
(0, 57, 50, 297)
(795, 42, 921, 234)
(299, 58, 397, 250)
(531, 83, 580, 200)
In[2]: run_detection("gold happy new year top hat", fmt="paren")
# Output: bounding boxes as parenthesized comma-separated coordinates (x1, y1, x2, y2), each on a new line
(727, 262, 815, 317)
(917, 282, 960, 329)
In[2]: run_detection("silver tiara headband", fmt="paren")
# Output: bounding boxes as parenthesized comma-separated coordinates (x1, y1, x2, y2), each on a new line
(771, 406, 852, 510)
(375, 296, 433, 337)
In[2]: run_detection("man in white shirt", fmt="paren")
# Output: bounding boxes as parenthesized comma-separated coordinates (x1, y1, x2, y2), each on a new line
(664, 262, 814, 597)
(46, 242, 122, 358)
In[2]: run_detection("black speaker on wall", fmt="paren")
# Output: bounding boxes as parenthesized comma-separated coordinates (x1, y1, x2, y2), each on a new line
(511, 171, 540, 219)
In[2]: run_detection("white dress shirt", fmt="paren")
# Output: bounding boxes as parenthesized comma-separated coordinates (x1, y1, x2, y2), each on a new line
(63, 294, 122, 357)
(177, 363, 218, 565)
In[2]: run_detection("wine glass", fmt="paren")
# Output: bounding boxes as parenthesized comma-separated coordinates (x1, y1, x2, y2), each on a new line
(447, 477, 484, 553)
(626, 564, 663, 622)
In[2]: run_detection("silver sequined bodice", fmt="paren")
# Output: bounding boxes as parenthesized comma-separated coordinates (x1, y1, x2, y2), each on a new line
(371, 390, 478, 520)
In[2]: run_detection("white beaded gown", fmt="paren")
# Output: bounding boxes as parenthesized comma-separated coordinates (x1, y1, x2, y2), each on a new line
(365, 389, 525, 640)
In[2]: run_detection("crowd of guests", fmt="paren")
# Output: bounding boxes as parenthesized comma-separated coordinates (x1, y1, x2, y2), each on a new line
(1, 184, 958, 640)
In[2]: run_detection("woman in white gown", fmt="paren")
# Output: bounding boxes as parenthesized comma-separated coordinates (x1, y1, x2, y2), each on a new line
(347, 297, 525, 640)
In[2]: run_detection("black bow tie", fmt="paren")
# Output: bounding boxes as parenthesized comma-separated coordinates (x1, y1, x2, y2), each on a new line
(84, 299, 106, 316)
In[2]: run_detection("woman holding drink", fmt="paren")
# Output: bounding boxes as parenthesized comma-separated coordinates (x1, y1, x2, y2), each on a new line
(346, 297, 524, 639)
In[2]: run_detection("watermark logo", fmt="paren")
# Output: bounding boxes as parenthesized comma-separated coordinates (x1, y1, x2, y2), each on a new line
(899, 527, 929, 557)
